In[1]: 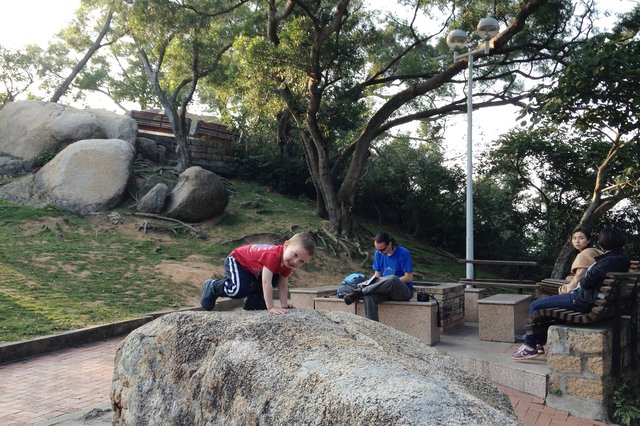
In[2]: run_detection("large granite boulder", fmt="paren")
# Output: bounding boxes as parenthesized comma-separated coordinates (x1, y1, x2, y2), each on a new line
(0, 100, 137, 167)
(163, 166, 228, 222)
(0, 139, 135, 212)
(111, 310, 518, 425)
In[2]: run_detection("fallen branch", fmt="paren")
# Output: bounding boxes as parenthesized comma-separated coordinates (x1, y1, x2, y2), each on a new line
(133, 213, 200, 235)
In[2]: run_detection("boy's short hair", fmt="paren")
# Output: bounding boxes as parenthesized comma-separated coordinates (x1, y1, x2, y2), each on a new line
(597, 227, 625, 251)
(289, 232, 316, 256)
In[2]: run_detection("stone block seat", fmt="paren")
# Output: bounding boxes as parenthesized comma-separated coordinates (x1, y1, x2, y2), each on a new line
(477, 293, 532, 342)
(289, 286, 338, 310)
(313, 296, 440, 346)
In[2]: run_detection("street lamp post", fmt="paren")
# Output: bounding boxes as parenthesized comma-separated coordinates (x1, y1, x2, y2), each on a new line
(446, 17, 500, 281)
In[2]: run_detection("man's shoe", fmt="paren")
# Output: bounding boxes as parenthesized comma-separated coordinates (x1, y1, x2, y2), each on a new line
(511, 345, 539, 360)
(343, 288, 363, 305)
(200, 279, 218, 311)
(536, 344, 545, 355)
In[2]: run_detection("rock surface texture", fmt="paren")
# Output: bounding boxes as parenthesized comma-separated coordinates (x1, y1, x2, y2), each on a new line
(111, 310, 518, 425)
(0, 139, 135, 212)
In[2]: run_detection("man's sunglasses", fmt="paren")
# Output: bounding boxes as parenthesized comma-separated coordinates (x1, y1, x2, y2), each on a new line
(377, 244, 388, 253)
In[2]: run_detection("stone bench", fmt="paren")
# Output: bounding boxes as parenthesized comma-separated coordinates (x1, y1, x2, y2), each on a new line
(477, 293, 532, 342)
(289, 286, 337, 309)
(313, 296, 440, 346)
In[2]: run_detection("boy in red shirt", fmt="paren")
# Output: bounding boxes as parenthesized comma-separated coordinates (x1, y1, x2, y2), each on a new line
(200, 232, 315, 315)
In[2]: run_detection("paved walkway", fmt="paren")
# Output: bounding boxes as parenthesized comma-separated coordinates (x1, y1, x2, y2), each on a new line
(0, 337, 609, 425)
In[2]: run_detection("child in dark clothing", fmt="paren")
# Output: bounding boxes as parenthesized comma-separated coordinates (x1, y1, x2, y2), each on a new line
(200, 232, 315, 315)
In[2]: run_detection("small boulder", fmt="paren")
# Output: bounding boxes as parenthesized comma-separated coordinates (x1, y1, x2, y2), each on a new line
(163, 166, 228, 222)
(136, 183, 169, 214)
(135, 174, 170, 199)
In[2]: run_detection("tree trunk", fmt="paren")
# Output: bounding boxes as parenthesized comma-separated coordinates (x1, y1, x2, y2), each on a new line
(550, 239, 575, 279)
(161, 107, 190, 172)
(50, 1, 115, 103)
(550, 139, 628, 277)
(174, 132, 191, 172)
(276, 109, 292, 155)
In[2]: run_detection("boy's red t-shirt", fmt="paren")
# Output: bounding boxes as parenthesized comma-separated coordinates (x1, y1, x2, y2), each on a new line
(230, 244, 292, 278)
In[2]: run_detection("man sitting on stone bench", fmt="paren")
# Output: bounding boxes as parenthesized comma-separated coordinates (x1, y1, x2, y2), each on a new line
(512, 227, 630, 360)
(343, 232, 414, 321)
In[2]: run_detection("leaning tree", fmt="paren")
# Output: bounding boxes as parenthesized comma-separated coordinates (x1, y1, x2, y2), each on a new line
(480, 6, 640, 276)
(534, 8, 640, 276)
(216, 0, 604, 239)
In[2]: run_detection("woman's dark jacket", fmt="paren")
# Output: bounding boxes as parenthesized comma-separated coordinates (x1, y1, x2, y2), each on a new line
(571, 249, 630, 312)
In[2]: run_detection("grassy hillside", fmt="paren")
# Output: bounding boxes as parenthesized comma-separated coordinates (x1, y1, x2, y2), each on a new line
(0, 178, 467, 343)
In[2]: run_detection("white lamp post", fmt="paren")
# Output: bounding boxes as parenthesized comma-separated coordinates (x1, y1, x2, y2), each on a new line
(446, 17, 500, 280)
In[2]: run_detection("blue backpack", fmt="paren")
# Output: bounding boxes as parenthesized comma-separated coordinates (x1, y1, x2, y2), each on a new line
(336, 273, 367, 298)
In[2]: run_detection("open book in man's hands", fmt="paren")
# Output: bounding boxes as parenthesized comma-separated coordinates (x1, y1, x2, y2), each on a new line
(360, 276, 378, 287)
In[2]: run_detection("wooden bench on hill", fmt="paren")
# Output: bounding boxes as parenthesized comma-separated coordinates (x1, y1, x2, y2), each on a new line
(193, 120, 235, 142)
(458, 259, 538, 293)
(130, 110, 192, 136)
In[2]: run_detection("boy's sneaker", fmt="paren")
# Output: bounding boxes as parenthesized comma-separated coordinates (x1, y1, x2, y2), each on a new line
(343, 288, 363, 305)
(511, 345, 539, 360)
(536, 344, 545, 355)
(200, 279, 218, 311)
(243, 291, 267, 311)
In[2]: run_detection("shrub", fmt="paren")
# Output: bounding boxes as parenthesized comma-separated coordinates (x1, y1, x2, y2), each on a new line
(613, 379, 640, 426)
(33, 149, 56, 167)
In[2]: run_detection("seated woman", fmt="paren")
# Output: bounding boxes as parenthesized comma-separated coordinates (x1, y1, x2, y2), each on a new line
(512, 227, 630, 361)
(558, 227, 602, 294)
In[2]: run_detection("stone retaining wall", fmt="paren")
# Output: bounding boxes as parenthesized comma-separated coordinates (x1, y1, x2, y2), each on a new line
(418, 283, 464, 332)
(186, 136, 235, 176)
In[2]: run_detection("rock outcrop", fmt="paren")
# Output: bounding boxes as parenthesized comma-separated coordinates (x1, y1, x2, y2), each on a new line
(0, 101, 136, 167)
(111, 310, 518, 425)
(0, 139, 135, 212)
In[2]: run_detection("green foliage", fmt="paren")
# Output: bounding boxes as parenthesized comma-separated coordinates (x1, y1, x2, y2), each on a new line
(232, 140, 315, 198)
(0, 44, 43, 106)
(356, 135, 465, 251)
(33, 149, 56, 167)
(473, 177, 532, 264)
(613, 379, 640, 426)
(479, 127, 609, 271)
(535, 28, 640, 133)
